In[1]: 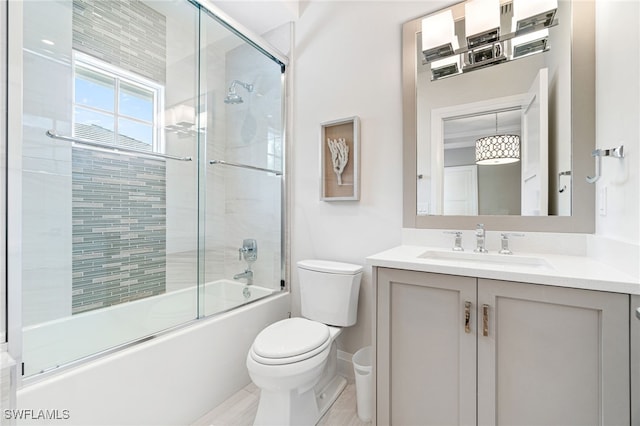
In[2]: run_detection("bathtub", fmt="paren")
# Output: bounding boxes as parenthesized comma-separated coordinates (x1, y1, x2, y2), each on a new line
(22, 280, 273, 376)
(18, 282, 290, 426)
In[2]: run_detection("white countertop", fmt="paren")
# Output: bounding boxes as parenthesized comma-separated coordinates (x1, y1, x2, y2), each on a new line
(366, 245, 640, 295)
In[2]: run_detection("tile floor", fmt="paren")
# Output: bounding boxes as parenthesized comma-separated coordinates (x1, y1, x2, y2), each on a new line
(192, 380, 371, 426)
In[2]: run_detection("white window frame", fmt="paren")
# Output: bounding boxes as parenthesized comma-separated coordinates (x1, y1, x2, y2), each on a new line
(72, 51, 165, 153)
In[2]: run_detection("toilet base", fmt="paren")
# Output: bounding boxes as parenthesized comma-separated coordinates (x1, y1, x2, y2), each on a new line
(252, 374, 347, 426)
(316, 374, 347, 422)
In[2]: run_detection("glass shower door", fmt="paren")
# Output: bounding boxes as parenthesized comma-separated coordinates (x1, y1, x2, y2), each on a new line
(199, 8, 286, 317)
(19, 0, 201, 377)
(15, 0, 287, 379)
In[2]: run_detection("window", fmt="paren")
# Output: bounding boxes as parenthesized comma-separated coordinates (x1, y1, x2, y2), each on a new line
(72, 52, 164, 152)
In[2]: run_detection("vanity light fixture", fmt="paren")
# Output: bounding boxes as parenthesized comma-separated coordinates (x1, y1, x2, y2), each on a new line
(475, 113, 520, 165)
(464, 0, 501, 49)
(462, 0, 506, 72)
(430, 55, 462, 79)
(512, 0, 558, 34)
(421, 9, 459, 62)
(511, 28, 550, 59)
(422, 0, 559, 81)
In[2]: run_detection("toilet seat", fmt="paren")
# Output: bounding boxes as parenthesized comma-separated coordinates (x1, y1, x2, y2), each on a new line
(250, 318, 331, 366)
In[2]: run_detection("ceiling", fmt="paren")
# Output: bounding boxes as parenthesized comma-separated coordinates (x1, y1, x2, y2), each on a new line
(212, 1, 299, 35)
(443, 108, 521, 149)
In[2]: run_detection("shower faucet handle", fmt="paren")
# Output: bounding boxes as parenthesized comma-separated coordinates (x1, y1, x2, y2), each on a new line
(239, 239, 258, 262)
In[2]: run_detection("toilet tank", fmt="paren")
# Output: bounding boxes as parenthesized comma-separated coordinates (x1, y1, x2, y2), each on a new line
(297, 260, 363, 327)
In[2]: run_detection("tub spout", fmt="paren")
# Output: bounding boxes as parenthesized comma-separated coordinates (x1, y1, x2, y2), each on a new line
(233, 269, 253, 285)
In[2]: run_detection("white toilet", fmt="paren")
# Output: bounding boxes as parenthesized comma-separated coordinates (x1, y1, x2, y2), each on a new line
(246, 259, 363, 426)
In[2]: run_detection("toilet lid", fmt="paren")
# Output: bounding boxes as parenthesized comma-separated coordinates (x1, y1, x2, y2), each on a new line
(253, 318, 330, 359)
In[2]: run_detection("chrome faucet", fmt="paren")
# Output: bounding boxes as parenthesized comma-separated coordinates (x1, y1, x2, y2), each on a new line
(444, 231, 464, 251)
(238, 239, 258, 263)
(233, 269, 254, 285)
(474, 224, 488, 253)
(235, 239, 257, 285)
(498, 232, 524, 255)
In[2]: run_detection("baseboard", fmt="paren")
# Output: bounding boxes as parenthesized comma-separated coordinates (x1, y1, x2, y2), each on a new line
(337, 350, 354, 383)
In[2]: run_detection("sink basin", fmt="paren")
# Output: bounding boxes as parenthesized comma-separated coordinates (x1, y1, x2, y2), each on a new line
(418, 250, 554, 270)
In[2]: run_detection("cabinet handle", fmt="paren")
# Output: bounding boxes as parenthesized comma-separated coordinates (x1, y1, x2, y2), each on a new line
(482, 304, 489, 337)
(464, 301, 472, 333)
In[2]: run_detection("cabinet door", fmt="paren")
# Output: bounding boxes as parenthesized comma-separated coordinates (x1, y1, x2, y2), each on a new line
(477, 279, 630, 425)
(376, 268, 476, 425)
(631, 295, 640, 425)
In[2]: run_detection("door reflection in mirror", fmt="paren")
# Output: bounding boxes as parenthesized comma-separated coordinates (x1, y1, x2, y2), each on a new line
(443, 109, 522, 216)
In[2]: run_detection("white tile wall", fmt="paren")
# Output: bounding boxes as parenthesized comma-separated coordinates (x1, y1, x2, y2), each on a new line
(21, 0, 74, 326)
(222, 40, 283, 291)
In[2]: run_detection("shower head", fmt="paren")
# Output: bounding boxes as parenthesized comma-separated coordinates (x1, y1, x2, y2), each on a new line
(224, 80, 254, 104)
(224, 92, 243, 104)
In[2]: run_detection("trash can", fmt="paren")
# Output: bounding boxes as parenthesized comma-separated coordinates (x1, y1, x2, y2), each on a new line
(352, 346, 372, 422)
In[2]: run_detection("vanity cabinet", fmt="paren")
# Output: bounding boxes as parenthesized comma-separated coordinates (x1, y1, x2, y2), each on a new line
(374, 267, 630, 426)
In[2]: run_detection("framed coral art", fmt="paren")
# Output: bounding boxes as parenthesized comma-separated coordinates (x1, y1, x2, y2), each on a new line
(320, 116, 360, 201)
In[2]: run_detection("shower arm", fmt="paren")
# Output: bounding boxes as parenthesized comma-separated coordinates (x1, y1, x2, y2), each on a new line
(229, 80, 254, 93)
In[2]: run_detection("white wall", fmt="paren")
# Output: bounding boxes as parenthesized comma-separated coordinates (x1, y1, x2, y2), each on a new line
(292, 1, 454, 354)
(594, 0, 640, 246)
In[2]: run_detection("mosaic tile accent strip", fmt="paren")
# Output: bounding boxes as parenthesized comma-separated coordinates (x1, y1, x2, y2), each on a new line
(72, 0, 166, 83)
(72, 148, 166, 314)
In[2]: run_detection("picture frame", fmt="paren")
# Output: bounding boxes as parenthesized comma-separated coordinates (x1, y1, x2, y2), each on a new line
(320, 116, 360, 201)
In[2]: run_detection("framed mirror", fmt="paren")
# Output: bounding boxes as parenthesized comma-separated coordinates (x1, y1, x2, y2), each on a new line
(403, 0, 595, 232)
